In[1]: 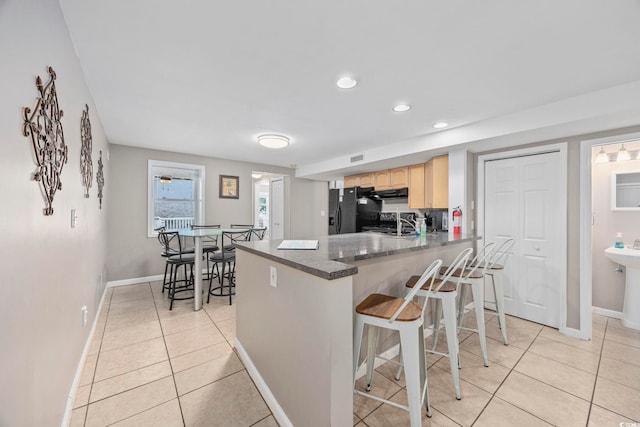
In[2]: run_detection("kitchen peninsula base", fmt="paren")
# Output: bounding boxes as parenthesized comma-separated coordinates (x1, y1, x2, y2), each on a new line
(235, 233, 477, 427)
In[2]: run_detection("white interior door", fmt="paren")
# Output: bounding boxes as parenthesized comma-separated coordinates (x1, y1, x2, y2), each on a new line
(484, 151, 563, 327)
(270, 178, 284, 240)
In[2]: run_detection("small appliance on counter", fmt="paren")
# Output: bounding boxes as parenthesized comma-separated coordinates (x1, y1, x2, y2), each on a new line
(361, 211, 417, 236)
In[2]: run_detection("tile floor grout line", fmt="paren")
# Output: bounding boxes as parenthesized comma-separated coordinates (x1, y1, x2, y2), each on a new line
(469, 323, 551, 426)
(585, 317, 610, 426)
(82, 286, 115, 427)
(97, 283, 180, 426)
(151, 281, 188, 427)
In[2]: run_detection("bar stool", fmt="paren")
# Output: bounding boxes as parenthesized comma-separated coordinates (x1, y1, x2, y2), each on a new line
(156, 227, 194, 294)
(439, 243, 497, 368)
(403, 247, 473, 400)
(353, 259, 442, 427)
(190, 224, 221, 280)
(158, 231, 196, 310)
(474, 238, 515, 345)
(208, 229, 251, 305)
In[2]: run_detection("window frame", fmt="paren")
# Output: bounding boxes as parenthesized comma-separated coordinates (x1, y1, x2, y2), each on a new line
(147, 160, 205, 237)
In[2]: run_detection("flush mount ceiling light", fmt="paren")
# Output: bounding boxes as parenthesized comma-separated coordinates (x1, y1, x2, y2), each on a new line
(336, 76, 357, 89)
(433, 122, 449, 129)
(393, 104, 411, 112)
(257, 134, 290, 149)
(616, 144, 631, 162)
(251, 173, 263, 179)
(594, 146, 609, 163)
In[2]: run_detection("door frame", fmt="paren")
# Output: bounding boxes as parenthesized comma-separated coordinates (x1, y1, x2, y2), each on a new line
(579, 131, 640, 339)
(478, 142, 569, 334)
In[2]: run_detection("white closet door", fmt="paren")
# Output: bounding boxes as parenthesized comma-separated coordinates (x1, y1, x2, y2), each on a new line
(484, 151, 563, 327)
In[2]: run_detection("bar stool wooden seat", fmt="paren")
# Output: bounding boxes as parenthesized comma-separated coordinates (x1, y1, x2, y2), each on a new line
(353, 259, 442, 427)
(403, 247, 473, 400)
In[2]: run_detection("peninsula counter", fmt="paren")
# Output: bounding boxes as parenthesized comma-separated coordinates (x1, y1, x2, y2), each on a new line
(234, 232, 478, 427)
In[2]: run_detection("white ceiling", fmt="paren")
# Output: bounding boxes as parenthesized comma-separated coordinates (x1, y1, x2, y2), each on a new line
(59, 0, 640, 180)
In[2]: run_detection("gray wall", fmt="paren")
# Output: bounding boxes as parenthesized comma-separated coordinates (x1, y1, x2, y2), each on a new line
(474, 125, 640, 330)
(592, 147, 640, 311)
(107, 144, 328, 281)
(0, 0, 109, 424)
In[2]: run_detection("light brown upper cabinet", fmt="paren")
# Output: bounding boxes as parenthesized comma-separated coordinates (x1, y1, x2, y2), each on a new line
(374, 170, 391, 190)
(407, 155, 449, 209)
(424, 155, 448, 208)
(389, 167, 408, 188)
(374, 167, 408, 190)
(344, 172, 374, 188)
(408, 164, 426, 208)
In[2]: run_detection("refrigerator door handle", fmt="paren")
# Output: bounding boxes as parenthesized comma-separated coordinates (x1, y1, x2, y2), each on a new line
(337, 206, 342, 234)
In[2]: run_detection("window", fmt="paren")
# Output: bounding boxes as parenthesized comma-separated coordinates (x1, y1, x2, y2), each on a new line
(148, 160, 205, 237)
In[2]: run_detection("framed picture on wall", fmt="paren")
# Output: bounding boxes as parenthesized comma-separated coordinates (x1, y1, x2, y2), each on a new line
(219, 175, 239, 199)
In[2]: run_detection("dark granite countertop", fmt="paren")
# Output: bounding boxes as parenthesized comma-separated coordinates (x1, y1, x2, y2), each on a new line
(235, 232, 479, 280)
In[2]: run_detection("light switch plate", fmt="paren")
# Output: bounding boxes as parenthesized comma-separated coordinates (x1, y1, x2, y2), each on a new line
(270, 266, 277, 288)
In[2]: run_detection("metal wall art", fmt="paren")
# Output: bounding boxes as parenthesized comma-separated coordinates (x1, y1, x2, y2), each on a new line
(80, 104, 93, 198)
(23, 67, 69, 215)
(97, 150, 105, 209)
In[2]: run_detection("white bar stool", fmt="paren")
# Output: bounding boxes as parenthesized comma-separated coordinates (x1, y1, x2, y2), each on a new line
(478, 238, 515, 345)
(444, 243, 497, 368)
(353, 259, 442, 427)
(404, 247, 473, 400)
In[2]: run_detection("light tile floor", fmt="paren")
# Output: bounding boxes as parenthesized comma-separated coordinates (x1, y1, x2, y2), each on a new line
(70, 281, 640, 426)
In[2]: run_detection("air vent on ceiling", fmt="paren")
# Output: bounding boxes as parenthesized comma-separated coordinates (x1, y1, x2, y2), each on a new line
(350, 154, 364, 163)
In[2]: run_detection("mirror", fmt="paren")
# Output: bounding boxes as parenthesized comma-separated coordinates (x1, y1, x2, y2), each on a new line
(612, 171, 640, 210)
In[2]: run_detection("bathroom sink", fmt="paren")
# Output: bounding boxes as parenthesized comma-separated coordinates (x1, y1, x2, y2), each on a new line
(604, 247, 640, 330)
(605, 247, 640, 268)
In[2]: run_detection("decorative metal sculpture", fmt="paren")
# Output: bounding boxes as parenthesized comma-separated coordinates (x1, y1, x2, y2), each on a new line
(23, 66, 68, 216)
(97, 150, 105, 209)
(80, 104, 93, 198)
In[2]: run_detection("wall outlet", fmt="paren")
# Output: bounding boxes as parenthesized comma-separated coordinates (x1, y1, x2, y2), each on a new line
(71, 209, 78, 228)
(270, 266, 277, 288)
(81, 305, 88, 327)
(320, 210, 326, 217)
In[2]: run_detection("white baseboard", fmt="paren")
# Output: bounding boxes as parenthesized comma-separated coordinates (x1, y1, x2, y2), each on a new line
(60, 286, 109, 427)
(559, 326, 585, 340)
(107, 274, 164, 287)
(234, 338, 294, 427)
(592, 306, 623, 320)
(107, 269, 209, 288)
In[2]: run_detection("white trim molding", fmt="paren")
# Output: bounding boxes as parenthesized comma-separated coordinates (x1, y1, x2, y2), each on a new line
(592, 306, 623, 320)
(477, 142, 570, 336)
(107, 275, 164, 287)
(235, 338, 294, 427)
(580, 131, 640, 340)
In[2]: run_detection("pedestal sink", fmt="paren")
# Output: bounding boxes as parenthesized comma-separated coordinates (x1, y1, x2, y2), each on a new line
(604, 247, 640, 330)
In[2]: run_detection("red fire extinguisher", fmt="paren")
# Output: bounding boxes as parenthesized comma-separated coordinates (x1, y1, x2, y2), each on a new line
(452, 206, 462, 235)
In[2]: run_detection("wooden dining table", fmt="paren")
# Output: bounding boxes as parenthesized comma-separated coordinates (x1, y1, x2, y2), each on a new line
(174, 227, 251, 310)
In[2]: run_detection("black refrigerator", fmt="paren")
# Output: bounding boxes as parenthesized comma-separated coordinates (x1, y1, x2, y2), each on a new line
(328, 187, 381, 235)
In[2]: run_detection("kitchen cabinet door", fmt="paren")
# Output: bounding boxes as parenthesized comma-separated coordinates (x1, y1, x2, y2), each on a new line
(359, 173, 375, 188)
(425, 155, 448, 208)
(389, 167, 408, 188)
(344, 175, 359, 188)
(374, 170, 391, 190)
(408, 164, 426, 208)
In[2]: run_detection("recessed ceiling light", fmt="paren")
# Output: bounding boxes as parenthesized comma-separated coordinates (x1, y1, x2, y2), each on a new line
(393, 104, 411, 112)
(336, 76, 357, 89)
(433, 122, 449, 129)
(257, 134, 290, 149)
